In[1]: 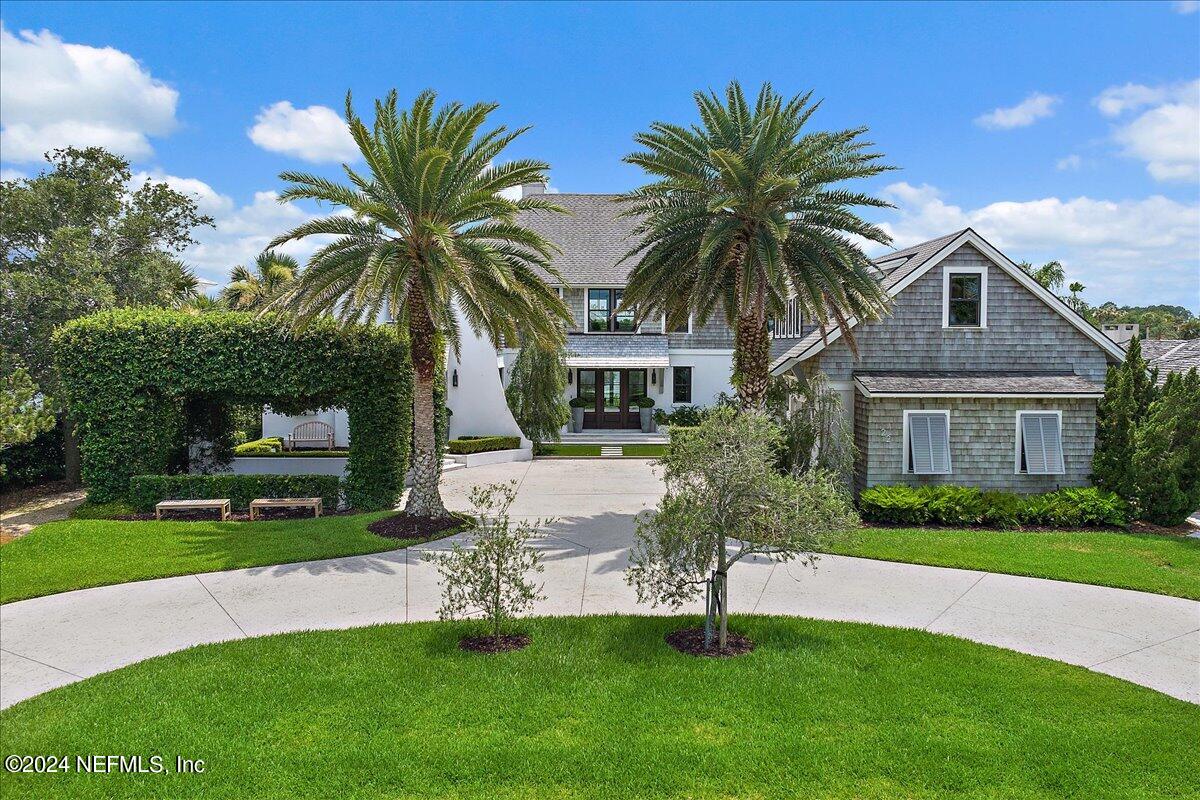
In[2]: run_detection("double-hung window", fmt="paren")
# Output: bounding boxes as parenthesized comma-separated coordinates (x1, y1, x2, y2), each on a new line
(587, 288, 635, 332)
(672, 366, 692, 404)
(904, 411, 951, 475)
(943, 267, 987, 328)
(1016, 411, 1065, 474)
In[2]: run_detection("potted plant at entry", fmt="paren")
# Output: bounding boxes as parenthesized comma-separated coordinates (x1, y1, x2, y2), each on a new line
(569, 396, 590, 432)
(634, 395, 657, 433)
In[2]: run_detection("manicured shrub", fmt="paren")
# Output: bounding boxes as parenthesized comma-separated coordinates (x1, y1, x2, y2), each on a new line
(447, 436, 521, 455)
(632, 395, 656, 409)
(858, 485, 930, 525)
(923, 486, 985, 527)
(858, 485, 1129, 529)
(568, 397, 592, 409)
(53, 309, 411, 510)
(664, 405, 706, 427)
(233, 437, 284, 455)
(129, 474, 341, 513)
(980, 491, 1024, 529)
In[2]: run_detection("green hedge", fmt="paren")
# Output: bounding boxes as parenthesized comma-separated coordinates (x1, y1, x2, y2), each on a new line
(447, 436, 521, 455)
(129, 474, 342, 513)
(233, 437, 284, 455)
(859, 485, 1129, 529)
(53, 309, 411, 510)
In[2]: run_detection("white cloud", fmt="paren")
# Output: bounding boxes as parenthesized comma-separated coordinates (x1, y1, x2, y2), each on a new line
(1055, 154, 1082, 171)
(1, 167, 26, 181)
(125, 172, 328, 285)
(1094, 80, 1200, 182)
(974, 93, 1060, 130)
(0, 23, 178, 163)
(1172, 1, 1198, 14)
(247, 101, 358, 163)
(874, 182, 1200, 308)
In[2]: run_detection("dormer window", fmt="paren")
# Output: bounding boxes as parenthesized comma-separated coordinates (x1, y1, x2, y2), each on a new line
(943, 267, 987, 328)
(588, 288, 636, 333)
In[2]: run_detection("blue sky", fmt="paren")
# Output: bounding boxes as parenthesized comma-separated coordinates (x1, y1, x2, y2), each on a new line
(2, 1, 1197, 309)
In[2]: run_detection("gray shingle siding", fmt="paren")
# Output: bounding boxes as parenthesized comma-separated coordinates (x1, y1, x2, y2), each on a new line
(854, 396, 1096, 493)
(811, 245, 1111, 383)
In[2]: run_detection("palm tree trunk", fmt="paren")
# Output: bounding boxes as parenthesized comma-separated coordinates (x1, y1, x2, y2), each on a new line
(404, 307, 449, 519)
(734, 312, 770, 410)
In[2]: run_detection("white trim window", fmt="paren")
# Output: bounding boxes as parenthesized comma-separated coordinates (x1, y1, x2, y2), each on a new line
(903, 410, 951, 475)
(942, 266, 988, 328)
(1015, 411, 1065, 475)
(661, 313, 693, 334)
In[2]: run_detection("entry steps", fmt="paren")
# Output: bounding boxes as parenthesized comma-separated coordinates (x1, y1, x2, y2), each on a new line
(599, 446, 624, 457)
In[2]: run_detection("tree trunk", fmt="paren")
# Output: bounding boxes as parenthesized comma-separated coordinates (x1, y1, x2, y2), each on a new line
(734, 312, 770, 411)
(62, 415, 82, 486)
(404, 307, 449, 519)
(716, 536, 729, 650)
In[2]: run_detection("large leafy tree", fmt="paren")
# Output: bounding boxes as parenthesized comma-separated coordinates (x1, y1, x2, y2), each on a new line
(221, 250, 299, 310)
(0, 147, 213, 480)
(268, 90, 571, 518)
(619, 82, 894, 409)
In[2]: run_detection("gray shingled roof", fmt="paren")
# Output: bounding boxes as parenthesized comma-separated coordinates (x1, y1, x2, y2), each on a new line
(854, 370, 1104, 395)
(1144, 339, 1200, 386)
(516, 194, 641, 286)
(769, 230, 972, 370)
(564, 333, 669, 368)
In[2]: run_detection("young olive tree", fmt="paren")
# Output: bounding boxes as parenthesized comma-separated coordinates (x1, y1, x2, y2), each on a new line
(627, 407, 858, 650)
(505, 338, 570, 449)
(424, 481, 548, 642)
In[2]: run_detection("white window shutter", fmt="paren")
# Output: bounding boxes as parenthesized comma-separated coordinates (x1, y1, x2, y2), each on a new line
(1021, 414, 1064, 474)
(908, 413, 950, 475)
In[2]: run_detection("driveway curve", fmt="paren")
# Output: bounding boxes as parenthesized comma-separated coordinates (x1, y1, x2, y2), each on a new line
(2, 459, 1197, 708)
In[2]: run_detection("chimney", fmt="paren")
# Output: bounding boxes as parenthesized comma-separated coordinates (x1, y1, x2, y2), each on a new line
(520, 181, 546, 198)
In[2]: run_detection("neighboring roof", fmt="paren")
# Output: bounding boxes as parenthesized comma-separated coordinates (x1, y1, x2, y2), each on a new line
(516, 194, 641, 286)
(1143, 339, 1200, 386)
(770, 228, 1128, 374)
(853, 370, 1105, 397)
(564, 333, 670, 368)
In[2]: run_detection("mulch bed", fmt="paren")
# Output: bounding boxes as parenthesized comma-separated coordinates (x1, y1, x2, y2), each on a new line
(459, 633, 531, 654)
(367, 513, 468, 542)
(665, 626, 756, 658)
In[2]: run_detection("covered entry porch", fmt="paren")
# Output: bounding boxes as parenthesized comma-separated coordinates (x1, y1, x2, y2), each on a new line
(565, 334, 670, 431)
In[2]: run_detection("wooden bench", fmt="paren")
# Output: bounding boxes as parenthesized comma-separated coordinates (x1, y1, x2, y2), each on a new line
(155, 498, 231, 521)
(287, 420, 335, 451)
(249, 497, 323, 520)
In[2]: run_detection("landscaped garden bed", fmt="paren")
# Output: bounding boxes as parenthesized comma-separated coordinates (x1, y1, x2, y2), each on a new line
(447, 435, 521, 455)
(1, 616, 1194, 799)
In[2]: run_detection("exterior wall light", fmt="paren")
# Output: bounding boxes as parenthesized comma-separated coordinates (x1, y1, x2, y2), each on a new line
(452, 369, 459, 387)
(568, 369, 573, 385)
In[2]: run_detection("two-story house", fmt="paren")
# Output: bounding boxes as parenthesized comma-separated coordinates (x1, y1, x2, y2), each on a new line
(505, 184, 1125, 492)
(268, 182, 1124, 493)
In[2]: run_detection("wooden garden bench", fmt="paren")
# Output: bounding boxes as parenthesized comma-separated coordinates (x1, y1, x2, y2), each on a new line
(287, 420, 335, 450)
(155, 498, 231, 521)
(249, 497, 323, 520)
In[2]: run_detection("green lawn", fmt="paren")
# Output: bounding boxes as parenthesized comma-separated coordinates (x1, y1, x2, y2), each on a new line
(831, 526, 1200, 600)
(621, 443, 667, 457)
(2, 616, 1193, 799)
(0, 513, 403, 604)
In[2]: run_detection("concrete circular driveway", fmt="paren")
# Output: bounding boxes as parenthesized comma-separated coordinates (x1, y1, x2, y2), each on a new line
(1, 459, 1197, 708)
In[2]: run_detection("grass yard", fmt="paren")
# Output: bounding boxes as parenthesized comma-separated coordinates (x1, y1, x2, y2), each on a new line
(0, 513, 404, 604)
(831, 526, 1200, 600)
(2, 616, 1194, 799)
(620, 443, 668, 457)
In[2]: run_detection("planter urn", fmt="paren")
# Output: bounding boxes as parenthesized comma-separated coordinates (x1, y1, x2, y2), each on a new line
(572, 407, 585, 433)
(639, 407, 654, 433)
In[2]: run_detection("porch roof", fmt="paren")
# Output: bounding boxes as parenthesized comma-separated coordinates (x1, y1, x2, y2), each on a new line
(853, 370, 1105, 398)
(564, 333, 670, 368)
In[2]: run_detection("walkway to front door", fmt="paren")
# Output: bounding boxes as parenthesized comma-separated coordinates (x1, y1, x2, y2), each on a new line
(577, 368, 646, 429)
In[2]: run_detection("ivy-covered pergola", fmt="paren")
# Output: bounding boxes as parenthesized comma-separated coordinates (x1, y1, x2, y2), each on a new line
(54, 309, 412, 510)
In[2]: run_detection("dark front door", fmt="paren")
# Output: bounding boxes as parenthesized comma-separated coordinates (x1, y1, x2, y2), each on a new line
(579, 369, 645, 429)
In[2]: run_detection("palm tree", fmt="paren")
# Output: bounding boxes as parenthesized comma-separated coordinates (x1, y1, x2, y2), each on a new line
(1068, 281, 1087, 314)
(267, 90, 570, 518)
(619, 82, 894, 409)
(221, 251, 299, 310)
(1020, 260, 1065, 293)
